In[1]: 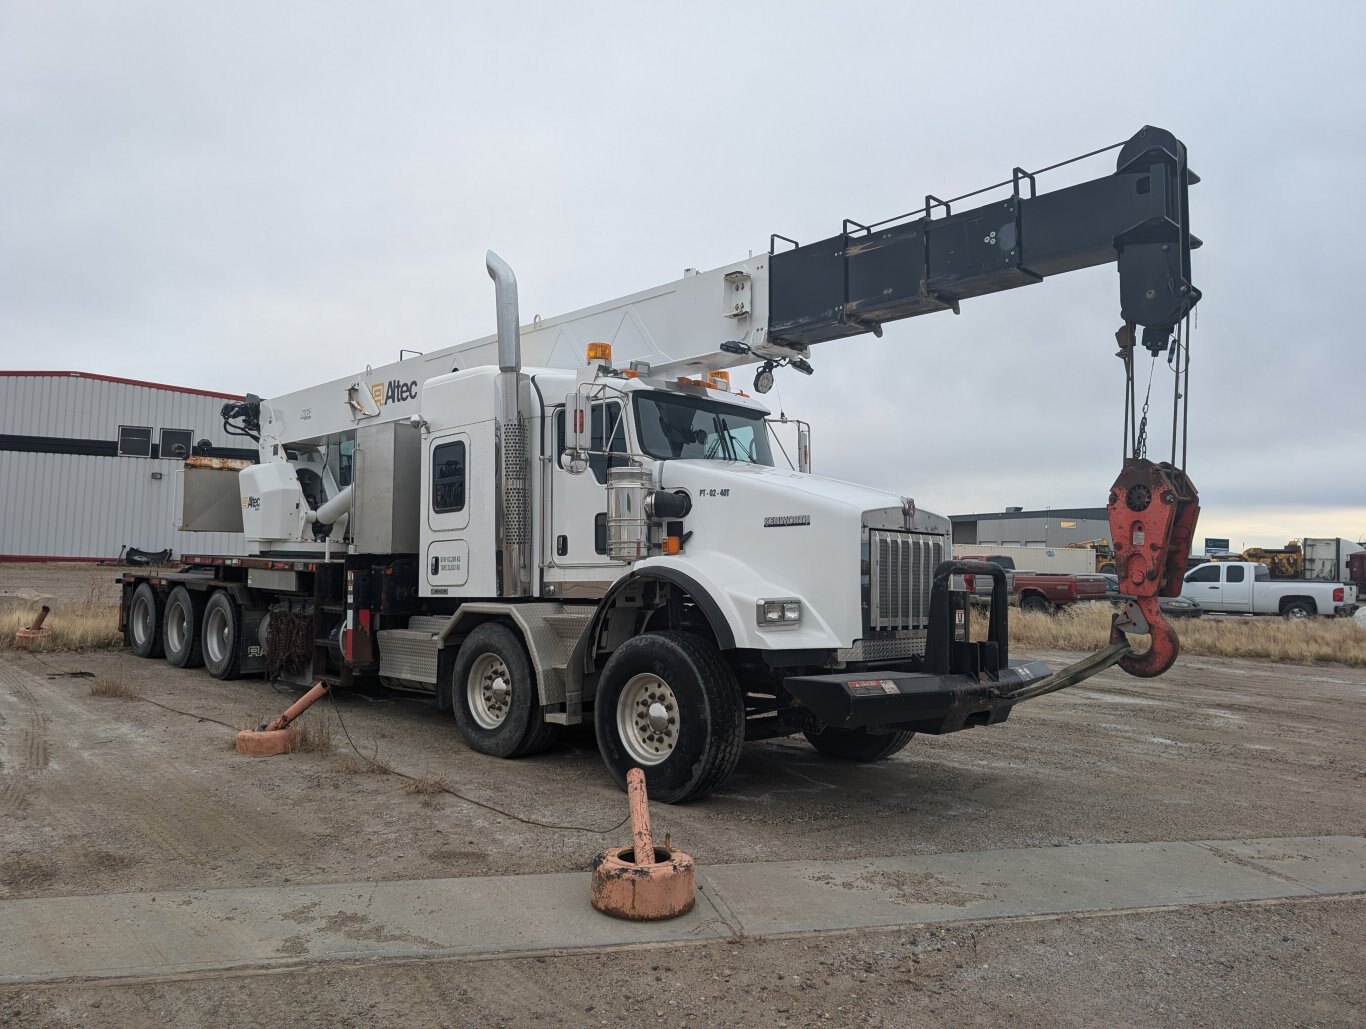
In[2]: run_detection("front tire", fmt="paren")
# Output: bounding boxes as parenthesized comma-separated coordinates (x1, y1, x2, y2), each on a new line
(163, 585, 206, 668)
(804, 727, 915, 762)
(450, 623, 557, 758)
(594, 631, 744, 804)
(202, 591, 242, 680)
(126, 582, 164, 658)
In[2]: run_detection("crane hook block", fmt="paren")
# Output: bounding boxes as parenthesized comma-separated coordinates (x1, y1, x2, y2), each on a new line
(1107, 458, 1200, 678)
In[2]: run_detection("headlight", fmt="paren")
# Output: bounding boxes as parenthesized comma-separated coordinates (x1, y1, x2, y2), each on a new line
(757, 599, 802, 626)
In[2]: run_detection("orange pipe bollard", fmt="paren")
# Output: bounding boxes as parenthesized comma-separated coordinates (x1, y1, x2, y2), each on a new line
(627, 767, 655, 864)
(235, 681, 329, 756)
(262, 681, 330, 731)
(590, 768, 696, 920)
(15, 606, 51, 649)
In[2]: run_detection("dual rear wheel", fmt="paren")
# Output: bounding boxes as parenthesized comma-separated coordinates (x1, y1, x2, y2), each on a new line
(125, 584, 247, 679)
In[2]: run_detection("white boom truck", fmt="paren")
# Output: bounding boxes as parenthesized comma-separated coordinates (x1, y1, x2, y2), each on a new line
(120, 126, 1204, 801)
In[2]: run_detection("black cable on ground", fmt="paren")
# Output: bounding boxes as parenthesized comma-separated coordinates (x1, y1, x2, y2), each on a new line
(325, 690, 630, 837)
(21, 649, 630, 836)
(26, 650, 247, 731)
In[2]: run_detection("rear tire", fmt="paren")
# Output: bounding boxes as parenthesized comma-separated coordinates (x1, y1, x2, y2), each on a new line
(202, 591, 242, 680)
(450, 623, 557, 758)
(126, 582, 164, 658)
(1020, 594, 1051, 615)
(804, 727, 915, 762)
(1282, 600, 1315, 620)
(163, 585, 206, 668)
(594, 631, 744, 804)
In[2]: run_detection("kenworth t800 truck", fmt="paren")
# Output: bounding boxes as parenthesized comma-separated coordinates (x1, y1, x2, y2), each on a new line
(121, 125, 1202, 801)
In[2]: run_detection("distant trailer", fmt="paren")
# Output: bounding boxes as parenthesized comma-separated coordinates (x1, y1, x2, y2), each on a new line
(0, 370, 255, 561)
(954, 543, 1099, 575)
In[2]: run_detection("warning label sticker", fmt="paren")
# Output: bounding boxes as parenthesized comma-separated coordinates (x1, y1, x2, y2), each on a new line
(848, 679, 901, 696)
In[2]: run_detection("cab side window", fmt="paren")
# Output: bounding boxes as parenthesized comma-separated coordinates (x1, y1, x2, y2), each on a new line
(1186, 565, 1219, 583)
(432, 441, 466, 513)
(1226, 565, 1245, 583)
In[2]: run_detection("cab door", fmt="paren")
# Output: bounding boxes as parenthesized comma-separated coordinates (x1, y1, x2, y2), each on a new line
(1183, 564, 1222, 610)
(419, 420, 497, 598)
(544, 399, 629, 589)
(1220, 563, 1252, 610)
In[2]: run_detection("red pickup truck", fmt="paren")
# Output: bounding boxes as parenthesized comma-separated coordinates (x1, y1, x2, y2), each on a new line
(966, 555, 1109, 613)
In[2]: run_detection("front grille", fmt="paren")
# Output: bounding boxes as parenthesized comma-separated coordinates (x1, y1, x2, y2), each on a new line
(867, 529, 945, 632)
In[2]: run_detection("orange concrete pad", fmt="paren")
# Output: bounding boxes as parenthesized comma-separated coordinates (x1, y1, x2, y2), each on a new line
(590, 845, 696, 921)
(234, 727, 296, 756)
(13, 628, 48, 650)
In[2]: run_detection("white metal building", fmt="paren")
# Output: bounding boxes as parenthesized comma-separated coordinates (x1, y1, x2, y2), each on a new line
(0, 371, 254, 561)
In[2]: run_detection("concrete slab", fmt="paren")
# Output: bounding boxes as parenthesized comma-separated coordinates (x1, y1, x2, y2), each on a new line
(701, 840, 1321, 936)
(0, 872, 731, 984)
(2, 835, 1362, 985)
(1197, 836, 1366, 895)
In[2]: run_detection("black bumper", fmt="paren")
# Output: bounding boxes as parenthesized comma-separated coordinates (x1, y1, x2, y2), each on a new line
(783, 660, 1053, 735)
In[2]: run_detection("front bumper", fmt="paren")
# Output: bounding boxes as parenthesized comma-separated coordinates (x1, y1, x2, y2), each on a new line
(783, 661, 1053, 735)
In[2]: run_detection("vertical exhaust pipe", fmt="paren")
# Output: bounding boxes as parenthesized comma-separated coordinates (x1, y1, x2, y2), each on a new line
(486, 251, 530, 597)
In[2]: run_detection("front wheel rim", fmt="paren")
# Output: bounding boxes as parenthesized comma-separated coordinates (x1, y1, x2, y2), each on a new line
(617, 673, 680, 766)
(467, 653, 512, 729)
(205, 606, 231, 663)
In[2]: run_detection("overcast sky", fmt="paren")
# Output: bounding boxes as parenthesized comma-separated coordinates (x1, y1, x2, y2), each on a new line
(2, 1, 1363, 550)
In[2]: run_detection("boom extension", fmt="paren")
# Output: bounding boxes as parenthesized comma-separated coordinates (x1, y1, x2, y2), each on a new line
(767, 125, 1199, 355)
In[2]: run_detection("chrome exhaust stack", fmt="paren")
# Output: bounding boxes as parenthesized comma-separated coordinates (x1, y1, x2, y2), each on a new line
(486, 250, 531, 597)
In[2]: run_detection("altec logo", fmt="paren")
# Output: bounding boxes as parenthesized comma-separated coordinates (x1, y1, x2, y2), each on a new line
(370, 380, 419, 407)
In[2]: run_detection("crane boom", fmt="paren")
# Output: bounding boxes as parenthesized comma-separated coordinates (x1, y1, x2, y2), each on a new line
(766, 124, 1198, 353)
(239, 125, 1198, 447)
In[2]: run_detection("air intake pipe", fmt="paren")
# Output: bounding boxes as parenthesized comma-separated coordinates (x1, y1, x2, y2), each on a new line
(486, 250, 531, 597)
(304, 484, 353, 526)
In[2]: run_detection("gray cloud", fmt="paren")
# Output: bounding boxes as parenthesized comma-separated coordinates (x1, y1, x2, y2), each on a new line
(2, 0, 1363, 546)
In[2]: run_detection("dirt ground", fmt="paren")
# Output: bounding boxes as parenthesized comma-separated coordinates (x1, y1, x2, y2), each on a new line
(1, 564, 1363, 1026)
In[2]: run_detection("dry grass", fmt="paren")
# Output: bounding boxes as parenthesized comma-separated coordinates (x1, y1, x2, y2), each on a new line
(401, 772, 448, 795)
(88, 677, 136, 699)
(289, 714, 332, 755)
(0, 600, 122, 653)
(973, 603, 1366, 667)
(333, 744, 391, 775)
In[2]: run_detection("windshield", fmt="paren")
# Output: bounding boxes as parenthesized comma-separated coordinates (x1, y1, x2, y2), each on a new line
(634, 391, 774, 465)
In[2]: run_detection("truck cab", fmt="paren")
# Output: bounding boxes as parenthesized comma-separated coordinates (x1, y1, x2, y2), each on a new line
(1181, 561, 1358, 618)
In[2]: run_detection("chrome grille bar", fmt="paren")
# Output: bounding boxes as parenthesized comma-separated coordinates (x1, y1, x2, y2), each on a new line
(868, 529, 945, 632)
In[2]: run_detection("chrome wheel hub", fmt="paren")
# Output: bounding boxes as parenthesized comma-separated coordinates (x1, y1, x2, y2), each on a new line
(468, 654, 513, 729)
(205, 607, 230, 663)
(617, 673, 679, 766)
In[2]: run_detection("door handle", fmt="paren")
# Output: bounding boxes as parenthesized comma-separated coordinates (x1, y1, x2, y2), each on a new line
(431, 556, 440, 576)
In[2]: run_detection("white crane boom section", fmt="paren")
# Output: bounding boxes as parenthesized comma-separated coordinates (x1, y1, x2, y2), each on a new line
(261, 255, 793, 448)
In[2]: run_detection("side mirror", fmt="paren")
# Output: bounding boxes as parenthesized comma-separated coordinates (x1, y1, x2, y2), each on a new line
(565, 392, 589, 451)
(561, 392, 590, 475)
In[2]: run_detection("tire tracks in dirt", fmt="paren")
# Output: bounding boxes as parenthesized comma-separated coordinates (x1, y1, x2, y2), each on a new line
(0, 663, 51, 819)
(0, 654, 303, 888)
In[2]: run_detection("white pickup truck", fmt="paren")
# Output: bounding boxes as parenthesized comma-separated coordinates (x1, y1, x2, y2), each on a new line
(1181, 561, 1359, 619)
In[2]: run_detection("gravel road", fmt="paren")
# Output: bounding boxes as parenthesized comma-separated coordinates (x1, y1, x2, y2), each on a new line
(0, 576, 1362, 1025)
